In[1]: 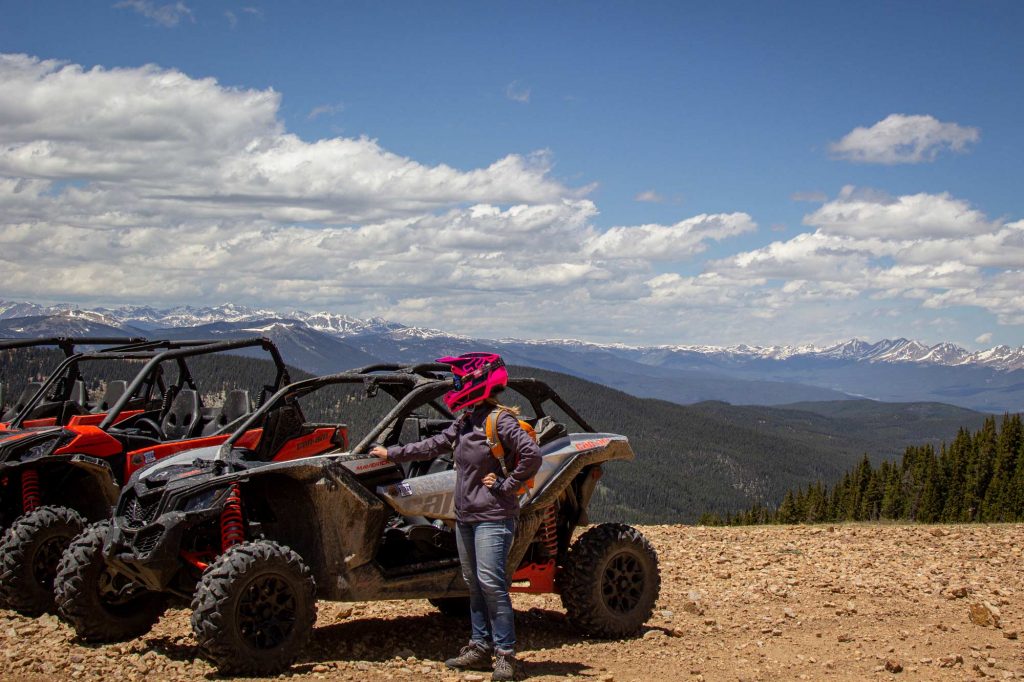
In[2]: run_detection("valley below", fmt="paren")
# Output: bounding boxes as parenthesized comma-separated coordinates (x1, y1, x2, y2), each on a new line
(2, 523, 1022, 681)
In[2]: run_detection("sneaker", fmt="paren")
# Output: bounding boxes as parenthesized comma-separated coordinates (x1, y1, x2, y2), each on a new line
(492, 650, 517, 681)
(445, 641, 492, 671)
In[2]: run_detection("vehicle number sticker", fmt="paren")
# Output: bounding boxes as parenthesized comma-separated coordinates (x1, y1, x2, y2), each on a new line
(574, 438, 611, 451)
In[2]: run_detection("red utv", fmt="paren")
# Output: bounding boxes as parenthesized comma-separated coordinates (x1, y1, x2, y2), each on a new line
(0, 337, 147, 427)
(0, 337, 290, 615)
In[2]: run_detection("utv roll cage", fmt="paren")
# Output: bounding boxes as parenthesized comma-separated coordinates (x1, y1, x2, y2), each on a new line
(7, 338, 289, 431)
(97, 338, 289, 432)
(215, 362, 594, 460)
(0, 337, 149, 416)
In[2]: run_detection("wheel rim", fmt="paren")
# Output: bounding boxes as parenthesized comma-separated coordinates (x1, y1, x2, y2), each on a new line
(237, 573, 297, 650)
(601, 551, 645, 614)
(31, 536, 67, 589)
(97, 566, 144, 608)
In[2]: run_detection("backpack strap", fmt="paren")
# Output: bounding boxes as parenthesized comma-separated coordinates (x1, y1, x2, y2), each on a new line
(485, 408, 512, 477)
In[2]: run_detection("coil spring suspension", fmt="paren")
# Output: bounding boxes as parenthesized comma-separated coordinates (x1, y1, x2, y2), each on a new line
(220, 485, 245, 552)
(21, 469, 41, 514)
(538, 505, 558, 559)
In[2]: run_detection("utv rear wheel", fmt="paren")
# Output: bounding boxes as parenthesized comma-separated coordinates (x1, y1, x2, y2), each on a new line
(0, 505, 85, 615)
(557, 523, 660, 638)
(429, 596, 470, 617)
(191, 540, 317, 676)
(54, 521, 168, 642)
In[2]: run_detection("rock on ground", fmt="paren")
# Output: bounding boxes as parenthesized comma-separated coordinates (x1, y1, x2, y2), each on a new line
(2, 524, 1023, 681)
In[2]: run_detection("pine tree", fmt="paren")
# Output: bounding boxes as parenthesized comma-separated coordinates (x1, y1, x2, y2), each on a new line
(963, 417, 998, 521)
(777, 490, 798, 524)
(983, 414, 1021, 521)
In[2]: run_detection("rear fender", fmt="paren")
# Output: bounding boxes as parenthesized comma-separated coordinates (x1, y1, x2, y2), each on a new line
(520, 434, 633, 512)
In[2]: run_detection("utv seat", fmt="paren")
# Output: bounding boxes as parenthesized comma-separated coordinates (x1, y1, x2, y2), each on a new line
(201, 390, 251, 435)
(1, 382, 42, 421)
(92, 380, 127, 413)
(69, 380, 87, 409)
(161, 389, 201, 440)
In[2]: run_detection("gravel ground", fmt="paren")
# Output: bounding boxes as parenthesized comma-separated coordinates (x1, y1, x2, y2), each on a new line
(2, 523, 1023, 681)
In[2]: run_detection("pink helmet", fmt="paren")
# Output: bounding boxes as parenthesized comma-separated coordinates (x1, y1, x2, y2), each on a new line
(436, 352, 508, 412)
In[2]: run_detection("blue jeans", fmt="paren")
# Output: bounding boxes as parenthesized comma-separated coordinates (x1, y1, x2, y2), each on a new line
(455, 519, 516, 653)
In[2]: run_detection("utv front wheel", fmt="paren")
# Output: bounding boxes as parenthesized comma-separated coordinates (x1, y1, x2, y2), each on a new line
(54, 521, 168, 641)
(0, 505, 85, 615)
(191, 540, 317, 676)
(557, 523, 660, 638)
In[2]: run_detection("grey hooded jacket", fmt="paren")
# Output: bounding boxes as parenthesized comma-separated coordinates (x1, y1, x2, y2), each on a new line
(386, 404, 542, 523)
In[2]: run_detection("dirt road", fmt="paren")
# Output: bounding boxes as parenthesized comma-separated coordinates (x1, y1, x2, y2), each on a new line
(2, 524, 1022, 681)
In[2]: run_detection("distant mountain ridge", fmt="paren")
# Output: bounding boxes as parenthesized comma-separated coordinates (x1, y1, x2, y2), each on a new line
(2, 300, 1019, 371)
(4, 300, 1024, 412)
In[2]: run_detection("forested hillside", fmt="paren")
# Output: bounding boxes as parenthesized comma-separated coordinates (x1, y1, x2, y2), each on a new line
(0, 347, 990, 523)
(719, 414, 1024, 525)
(518, 368, 987, 522)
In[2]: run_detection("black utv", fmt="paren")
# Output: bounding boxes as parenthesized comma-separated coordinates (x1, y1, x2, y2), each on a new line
(0, 338, 289, 615)
(56, 364, 660, 675)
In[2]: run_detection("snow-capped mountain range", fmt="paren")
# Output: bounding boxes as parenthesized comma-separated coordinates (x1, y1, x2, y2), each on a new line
(3, 299, 1024, 372)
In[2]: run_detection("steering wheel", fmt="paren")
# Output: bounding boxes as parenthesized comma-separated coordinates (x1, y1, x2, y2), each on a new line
(132, 417, 165, 440)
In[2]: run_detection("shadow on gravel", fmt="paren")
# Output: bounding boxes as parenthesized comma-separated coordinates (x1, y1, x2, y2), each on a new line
(144, 607, 624, 678)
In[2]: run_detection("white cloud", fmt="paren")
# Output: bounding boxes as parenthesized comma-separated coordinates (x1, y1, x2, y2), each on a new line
(700, 187, 1024, 335)
(830, 114, 979, 164)
(1, 54, 1017, 347)
(115, 1, 194, 27)
(584, 213, 756, 261)
(505, 80, 530, 103)
(0, 53, 765, 343)
(975, 332, 993, 344)
(635, 189, 664, 203)
(805, 185, 993, 239)
(307, 103, 344, 120)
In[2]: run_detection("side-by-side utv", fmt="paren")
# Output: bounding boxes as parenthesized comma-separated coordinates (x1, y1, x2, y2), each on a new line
(0, 338, 290, 615)
(0, 336, 147, 424)
(56, 364, 660, 675)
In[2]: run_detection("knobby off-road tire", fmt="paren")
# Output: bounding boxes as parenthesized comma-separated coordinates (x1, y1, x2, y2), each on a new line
(54, 521, 168, 642)
(0, 505, 86, 615)
(556, 522, 660, 638)
(191, 540, 317, 676)
(429, 596, 471, 617)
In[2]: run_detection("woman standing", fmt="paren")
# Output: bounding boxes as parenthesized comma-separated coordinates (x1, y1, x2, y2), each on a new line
(371, 352, 542, 681)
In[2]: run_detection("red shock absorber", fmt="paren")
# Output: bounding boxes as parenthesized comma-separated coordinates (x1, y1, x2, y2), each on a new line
(538, 505, 558, 559)
(21, 469, 41, 514)
(219, 485, 245, 552)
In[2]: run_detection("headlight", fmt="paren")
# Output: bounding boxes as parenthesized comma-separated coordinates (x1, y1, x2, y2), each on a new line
(181, 487, 229, 513)
(22, 439, 61, 461)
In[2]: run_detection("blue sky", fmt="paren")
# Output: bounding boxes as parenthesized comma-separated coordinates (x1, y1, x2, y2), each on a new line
(1, 1, 1022, 348)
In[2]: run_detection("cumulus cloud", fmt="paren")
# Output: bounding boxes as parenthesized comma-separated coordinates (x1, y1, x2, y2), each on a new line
(0, 53, 761, 342)
(696, 187, 1024, 331)
(115, 1, 194, 27)
(805, 185, 994, 239)
(830, 114, 979, 164)
(2, 54, 1016, 345)
(583, 213, 756, 261)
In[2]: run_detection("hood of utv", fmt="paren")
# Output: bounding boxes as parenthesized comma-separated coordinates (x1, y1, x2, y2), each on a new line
(0, 426, 68, 464)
